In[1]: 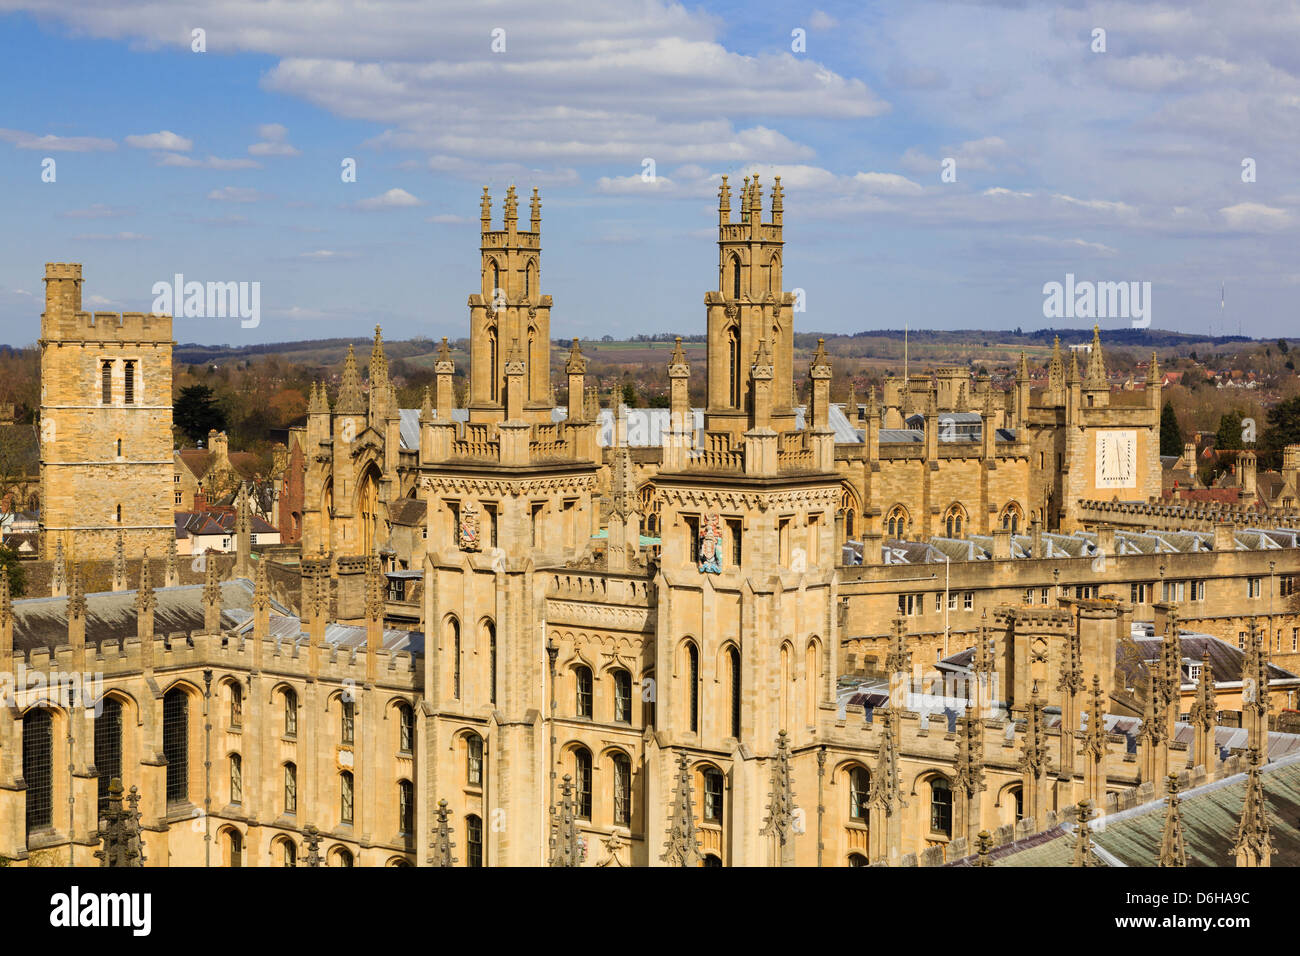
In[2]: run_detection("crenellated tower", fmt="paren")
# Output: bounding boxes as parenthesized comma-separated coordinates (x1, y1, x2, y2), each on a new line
(705, 175, 795, 438)
(468, 186, 554, 425)
(39, 263, 174, 561)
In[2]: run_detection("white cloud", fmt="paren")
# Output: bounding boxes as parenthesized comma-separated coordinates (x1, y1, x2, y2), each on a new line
(249, 122, 301, 156)
(353, 188, 424, 210)
(426, 213, 468, 223)
(59, 203, 132, 219)
(298, 250, 357, 260)
(160, 152, 260, 169)
(207, 186, 265, 203)
(71, 232, 149, 241)
(125, 130, 193, 151)
(808, 10, 837, 30)
(0, 128, 115, 151)
(1220, 202, 1291, 231)
(595, 174, 675, 194)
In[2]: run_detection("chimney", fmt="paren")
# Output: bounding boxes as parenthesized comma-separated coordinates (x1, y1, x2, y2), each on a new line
(1213, 523, 1236, 552)
(1030, 516, 1044, 558)
(992, 528, 1011, 560)
(1096, 525, 1115, 557)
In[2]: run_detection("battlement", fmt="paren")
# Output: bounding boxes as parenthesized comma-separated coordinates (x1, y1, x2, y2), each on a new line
(48, 310, 174, 343)
(41, 263, 173, 344)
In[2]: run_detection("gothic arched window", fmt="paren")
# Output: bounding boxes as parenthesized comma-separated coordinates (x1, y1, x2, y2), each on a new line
(575, 665, 593, 719)
(849, 767, 869, 821)
(885, 505, 909, 540)
(23, 708, 53, 833)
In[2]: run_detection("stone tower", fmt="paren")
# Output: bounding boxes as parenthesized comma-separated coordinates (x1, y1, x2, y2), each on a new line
(39, 263, 174, 561)
(468, 185, 553, 425)
(705, 175, 795, 439)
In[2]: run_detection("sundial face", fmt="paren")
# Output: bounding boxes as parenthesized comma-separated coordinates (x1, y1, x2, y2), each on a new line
(1095, 430, 1137, 489)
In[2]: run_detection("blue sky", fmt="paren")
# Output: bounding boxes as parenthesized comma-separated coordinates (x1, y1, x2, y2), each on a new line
(0, 0, 1297, 347)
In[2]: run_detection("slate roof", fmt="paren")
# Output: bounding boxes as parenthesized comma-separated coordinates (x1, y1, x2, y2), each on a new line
(951, 751, 1300, 866)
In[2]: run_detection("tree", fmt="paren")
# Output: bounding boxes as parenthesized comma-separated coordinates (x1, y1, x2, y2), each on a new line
(1279, 339, 1289, 354)
(1215, 410, 1245, 452)
(1160, 400, 1183, 457)
(1262, 395, 1300, 469)
(621, 382, 638, 407)
(174, 385, 227, 445)
(0, 546, 26, 597)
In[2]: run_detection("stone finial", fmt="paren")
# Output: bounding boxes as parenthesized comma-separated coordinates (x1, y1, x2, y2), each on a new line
(135, 551, 155, 614)
(760, 731, 798, 865)
(1017, 350, 1030, 382)
(93, 779, 146, 867)
(718, 174, 731, 221)
(0, 566, 10, 628)
(432, 799, 457, 867)
(530, 186, 541, 232)
(662, 753, 704, 866)
(809, 337, 831, 375)
(953, 703, 986, 797)
(550, 774, 582, 867)
(565, 338, 586, 375)
(1233, 747, 1274, 867)
(1072, 801, 1102, 867)
(1084, 325, 1107, 389)
(975, 830, 994, 867)
(253, 554, 269, 613)
(308, 381, 328, 415)
(1159, 774, 1187, 867)
(51, 538, 67, 597)
(1189, 649, 1216, 732)
(1019, 686, 1048, 777)
(164, 534, 179, 588)
(68, 563, 86, 619)
(1082, 674, 1108, 758)
(336, 344, 365, 414)
(419, 385, 433, 423)
(112, 530, 127, 592)
(479, 186, 492, 230)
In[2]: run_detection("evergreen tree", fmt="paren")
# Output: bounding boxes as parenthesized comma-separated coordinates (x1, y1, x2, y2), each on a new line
(1215, 410, 1245, 452)
(1160, 400, 1183, 457)
(174, 384, 227, 445)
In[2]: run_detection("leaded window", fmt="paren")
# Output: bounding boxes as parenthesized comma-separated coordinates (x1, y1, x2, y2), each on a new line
(341, 699, 354, 745)
(467, 734, 483, 787)
(574, 749, 593, 820)
(466, 814, 483, 867)
(613, 669, 631, 723)
(23, 708, 53, 833)
(612, 753, 631, 827)
(284, 762, 297, 815)
(575, 665, 593, 719)
(340, 771, 353, 824)
(703, 768, 723, 823)
(94, 698, 123, 814)
(163, 689, 188, 805)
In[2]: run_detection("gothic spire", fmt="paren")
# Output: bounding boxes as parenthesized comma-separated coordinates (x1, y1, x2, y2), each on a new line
(336, 343, 365, 414)
(1159, 773, 1187, 867)
(432, 799, 457, 867)
(1019, 683, 1048, 778)
(868, 710, 904, 815)
(1084, 325, 1107, 389)
(112, 529, 126, 591)
(669, 335, 687, 369)
(550, 773, 582, 866)
(93, 779, 146, 867)
(1082, 674, 1108, 759)
(760, 731, 798, 865)
(953, 703, 987, 797)
(1233, 747, 1274, 867)
(1072, 801, 1103, 867)
(419, 384, 432, 423)
(135, 551, 154, 614)
(1017, 350, 1030, 382)
(662, 753, 703, 866)
(1189, 649, 1216, 734)
(308, 380, 328, 415)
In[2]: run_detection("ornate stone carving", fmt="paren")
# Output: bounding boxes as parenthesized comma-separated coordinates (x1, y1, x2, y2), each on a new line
(698, 512, 722, 574)
(459, 502, 481, 551)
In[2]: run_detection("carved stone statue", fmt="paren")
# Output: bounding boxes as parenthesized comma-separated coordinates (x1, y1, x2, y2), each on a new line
(459, 502, 481, 551)
(698, 513, 722, 574)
